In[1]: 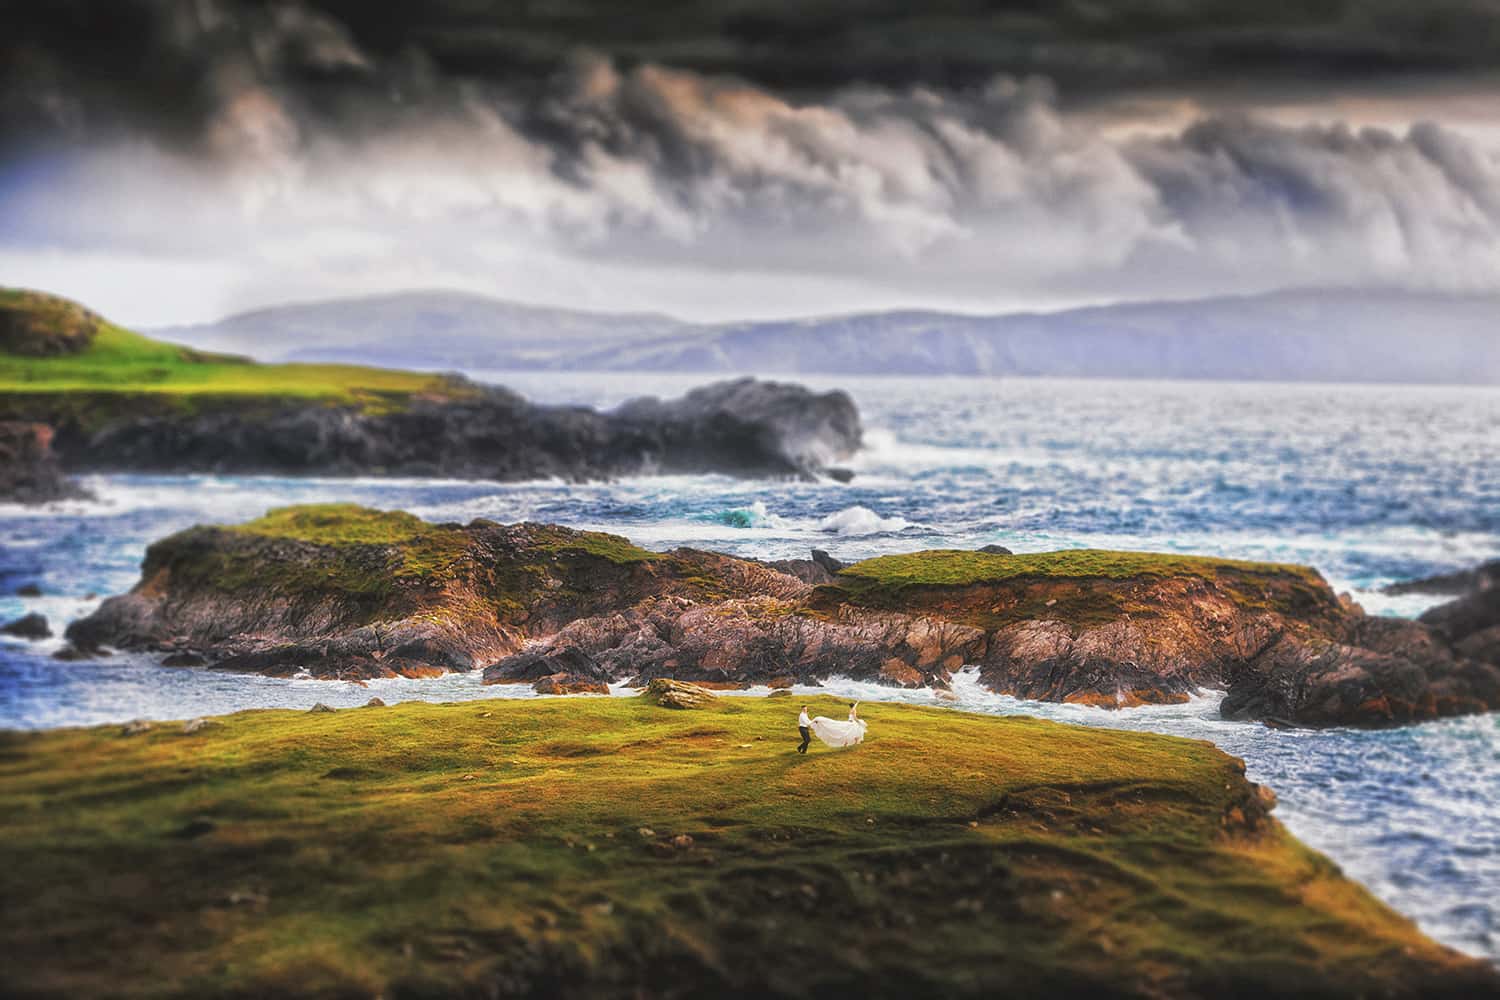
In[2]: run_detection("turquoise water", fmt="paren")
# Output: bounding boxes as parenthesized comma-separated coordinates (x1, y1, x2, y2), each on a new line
(2, 375, 1497, 960)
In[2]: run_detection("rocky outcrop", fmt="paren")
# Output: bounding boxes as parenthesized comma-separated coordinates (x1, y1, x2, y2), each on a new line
(68, 506, 1500, 727)
(2, 612, 51, 639)
(0, 422, 90, 505)
(17, 377, 861, 483)
(1383, 559, 1500, 597)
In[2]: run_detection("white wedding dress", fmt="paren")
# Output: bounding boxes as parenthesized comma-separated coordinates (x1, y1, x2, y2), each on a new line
(811, 704, 868, 748)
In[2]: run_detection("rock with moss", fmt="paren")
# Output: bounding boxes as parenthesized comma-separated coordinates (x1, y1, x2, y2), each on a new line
(1, 289, 862, 483)
(71, 505, 1500, 726)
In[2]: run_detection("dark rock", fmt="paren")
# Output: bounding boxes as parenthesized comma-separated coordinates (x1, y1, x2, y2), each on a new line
(1383, 559, 1500, 597)
(15, 584, 42, 597)
(52, 643, 100, 661)
(1222, 618, 1500, 726)
(484, 645, 608, 686)
(365, 697, 387, 708)
(0, 422, 91, 505)
(161, 651, 207, 667)
(1, 612, 51, 639)
(810, 549, 845, 575)
(979, 544, 1014, 555)
(34, 377, 861, 484)
(1420, 586, 1500, 646)
(825, 467, 855, 483)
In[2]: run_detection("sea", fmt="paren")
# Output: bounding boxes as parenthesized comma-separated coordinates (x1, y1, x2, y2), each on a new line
(2, 374, 1498, 962)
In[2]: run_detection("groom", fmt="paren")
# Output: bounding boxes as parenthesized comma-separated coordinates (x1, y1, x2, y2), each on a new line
(797, 706, 813, 754)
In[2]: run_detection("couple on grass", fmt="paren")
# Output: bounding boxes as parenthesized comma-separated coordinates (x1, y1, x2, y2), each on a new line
(797, 702, 866, 753)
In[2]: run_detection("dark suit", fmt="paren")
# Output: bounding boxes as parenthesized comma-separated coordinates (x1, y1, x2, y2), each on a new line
(798, 725, 812, 753)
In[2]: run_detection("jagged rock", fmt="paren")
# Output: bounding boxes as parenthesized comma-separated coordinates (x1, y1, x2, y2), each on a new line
(0, 423, 90, 505)
(533, 673, 611, 695)
(1383, 559, 1500, 596)
(52, 643, 103, 661)
(28, 377, 860, 484)
(308, 703, 336, 713)
(644, 679, 718, 709)
(810, 549, 845, 575)
(161, 651, 207, 667)
(1, 612, 51, 639)
(69, 504, 1500, 728)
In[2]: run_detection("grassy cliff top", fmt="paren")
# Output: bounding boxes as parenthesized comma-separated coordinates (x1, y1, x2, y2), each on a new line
(0, 288, 468, 407)
(0, 696, 1482, 998)
(230, 504, 662, 564)
(841, 548, 1325, 589)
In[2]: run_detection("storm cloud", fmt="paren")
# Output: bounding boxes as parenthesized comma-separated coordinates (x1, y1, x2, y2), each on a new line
(3, 1, 1500, 321)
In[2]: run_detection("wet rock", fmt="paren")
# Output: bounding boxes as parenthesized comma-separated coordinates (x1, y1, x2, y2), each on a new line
(1383, 559, 1500, 597)
(161, 651, 207, 667)
(1, 612, 51, 639)
(810, 549, 845, 575)
(52, 643, 102, 661)
(644, 678, 718, 709)
(15, 584, 42, 597)
(0, 422, 91, 505)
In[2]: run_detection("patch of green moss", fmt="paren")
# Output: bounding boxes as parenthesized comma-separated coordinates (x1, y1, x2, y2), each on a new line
(525, 523, 665, 565)
(0, 698, 1482, 997)
(841, 549, 1323, 589)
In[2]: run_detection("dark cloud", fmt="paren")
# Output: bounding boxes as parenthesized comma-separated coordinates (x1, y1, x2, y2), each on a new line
(7, 0, 1500, 157)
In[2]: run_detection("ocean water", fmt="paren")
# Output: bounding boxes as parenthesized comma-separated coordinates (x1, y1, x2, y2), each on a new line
(2, 375, 1498, 961)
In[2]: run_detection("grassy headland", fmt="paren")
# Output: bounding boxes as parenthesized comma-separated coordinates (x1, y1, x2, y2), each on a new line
(0, 696, 1489, 998)
(0, 289, 473, 422)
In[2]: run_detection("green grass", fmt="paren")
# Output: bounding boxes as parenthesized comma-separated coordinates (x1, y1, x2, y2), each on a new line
(841, 549, 1323, 589)
(0, 290, 472, 411)
(0, 697, 1483, 998)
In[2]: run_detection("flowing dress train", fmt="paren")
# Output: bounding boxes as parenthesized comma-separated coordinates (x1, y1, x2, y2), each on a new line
(810, 709, 867, 747)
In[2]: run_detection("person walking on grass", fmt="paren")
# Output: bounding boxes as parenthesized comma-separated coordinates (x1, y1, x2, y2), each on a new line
(797, 705, 813, 754)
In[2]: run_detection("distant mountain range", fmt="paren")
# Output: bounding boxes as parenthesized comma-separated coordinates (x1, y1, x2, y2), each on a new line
(154, 288, 1500, 384)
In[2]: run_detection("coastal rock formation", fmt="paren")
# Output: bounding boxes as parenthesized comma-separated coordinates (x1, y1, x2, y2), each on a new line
(69, 505, 1500, 727)
(35, 376, 861, 482)
(2, 611, 52, 639)
(2, 290, 861, 483)
(0, 422, 90, 505)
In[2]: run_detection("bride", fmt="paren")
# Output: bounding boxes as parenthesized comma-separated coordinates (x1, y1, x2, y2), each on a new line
(810, 702, 867, 748)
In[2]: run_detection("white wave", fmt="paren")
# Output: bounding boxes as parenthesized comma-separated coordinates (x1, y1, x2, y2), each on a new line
(817, 505, 912, 535)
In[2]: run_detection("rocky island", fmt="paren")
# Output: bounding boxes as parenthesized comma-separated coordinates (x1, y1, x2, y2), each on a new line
(64, 504, 1500, 728)
(0, 289, 861, 493)
(3, 695, 1496, 998)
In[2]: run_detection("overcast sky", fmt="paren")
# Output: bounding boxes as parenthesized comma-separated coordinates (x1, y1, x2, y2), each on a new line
(4, 1, 1500, 325)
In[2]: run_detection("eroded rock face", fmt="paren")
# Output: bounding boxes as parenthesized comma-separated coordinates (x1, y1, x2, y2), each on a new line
(69, 506, 1500, 727)
(28, 377, 861, 483)
(0, 422, 90, 505)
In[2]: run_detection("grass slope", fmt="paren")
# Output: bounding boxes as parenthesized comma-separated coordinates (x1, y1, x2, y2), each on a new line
(842, 549, 1323, 588)
(0, 289, 469, 411)
(0, 697, 1484, 998)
